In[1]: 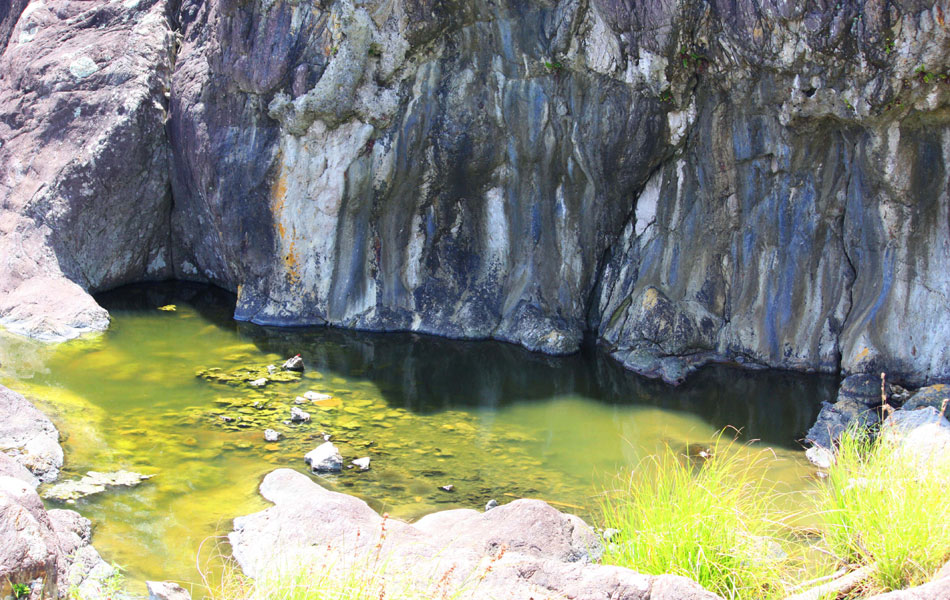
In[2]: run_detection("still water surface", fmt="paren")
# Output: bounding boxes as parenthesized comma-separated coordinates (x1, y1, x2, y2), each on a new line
(0, 283, 834, 588)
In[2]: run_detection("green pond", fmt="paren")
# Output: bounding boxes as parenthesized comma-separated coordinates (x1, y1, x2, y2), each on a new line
(0, 283, 834, 591)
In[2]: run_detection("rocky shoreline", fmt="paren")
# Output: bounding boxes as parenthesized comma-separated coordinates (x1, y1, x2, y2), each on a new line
(0, 385, 120, 599)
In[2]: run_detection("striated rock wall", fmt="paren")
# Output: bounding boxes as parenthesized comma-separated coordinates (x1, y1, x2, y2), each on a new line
(2, 0, 950, 385)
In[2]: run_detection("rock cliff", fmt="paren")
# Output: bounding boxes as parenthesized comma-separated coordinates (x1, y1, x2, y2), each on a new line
(2, 0, 949, 385)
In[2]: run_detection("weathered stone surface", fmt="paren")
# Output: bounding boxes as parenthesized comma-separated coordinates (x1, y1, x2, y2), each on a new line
(0, 385, 63, 483)
(903, 384, 950, 412)
(304, 442, 342, 472)
(881, 406, 950, 462)
(866, 576, 950, 599)
(805, 399, 880, 451)
(836, 374, 888, 407)
(146, 581, 192, 600)
(229, 468, 722, 599)
(0, 476, 114, 599)
(0, 0, 175, 341)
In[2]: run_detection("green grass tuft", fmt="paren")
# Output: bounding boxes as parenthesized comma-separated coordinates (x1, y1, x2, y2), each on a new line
(814, 426, 950, 593)
(598, 436, 797, 599)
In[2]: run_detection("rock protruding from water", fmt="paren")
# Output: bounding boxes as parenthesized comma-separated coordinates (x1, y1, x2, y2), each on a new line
(0, 386, 64, 484)
(290, 407, 311, 423)
(304, 443, 343, 473)
(229, 469, 722, 599)
(282, 355, 305, 372)
(351, 457, 370, 471)
(264, 429, 282, 442)
(42, 470, 154, 503)
(146, 581, 192, 600)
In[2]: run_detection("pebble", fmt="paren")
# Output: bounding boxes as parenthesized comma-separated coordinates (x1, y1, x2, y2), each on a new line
(249, 378, 267, 388)
(485, 499, 499, 511)
(304, 391, 333, 402)
(352, 457, 371, 471)
(264, 429, 282, 442)
(439, 484, 455, 493)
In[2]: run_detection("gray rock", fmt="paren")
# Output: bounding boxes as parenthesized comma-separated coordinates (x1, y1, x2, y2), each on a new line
(0, 386, 63, 483)
(0, 0, 174, 341)
(281, 356, 304, 372)
(836, 374, 887, 407)
(229, 469, 721, 599)
(805, 399, 880, 450)
(289, 407, 310, 423)
(42, 470, 154, 503)
(903, 384, 950, 412)
(146, 581, 191, 600)
(248, 378, 267, 388)
(263, 429, 282, 442)
(304, 443, 342, 473)
(485, 499, 499, 511)
(881, 407, 950, 464)
(303, 391, 332, 402)
(351, 457, 370, 471)
(805, 446, 835, 470)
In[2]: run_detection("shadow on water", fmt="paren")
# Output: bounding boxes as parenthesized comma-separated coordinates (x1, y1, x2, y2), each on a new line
(99, 282, 833, 449)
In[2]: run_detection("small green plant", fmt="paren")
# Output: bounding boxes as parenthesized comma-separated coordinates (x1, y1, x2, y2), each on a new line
(11, 582, 30, 599)
(659, 89, 674, 103)
(814, 426, 950, 593)
(543, 60, 564, 72)
(368, 42, 382, 58)
(678, 44, 710, 73)
(599, 435, 800, 599)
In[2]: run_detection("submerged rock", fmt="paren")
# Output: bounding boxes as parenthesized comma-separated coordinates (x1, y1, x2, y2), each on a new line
(229, 469, 721, 599)
(304, 443, 342, 473)
(42, 470, 154, 503)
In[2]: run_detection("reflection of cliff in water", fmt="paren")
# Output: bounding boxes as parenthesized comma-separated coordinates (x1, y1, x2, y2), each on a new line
(98, 282, 833, 449)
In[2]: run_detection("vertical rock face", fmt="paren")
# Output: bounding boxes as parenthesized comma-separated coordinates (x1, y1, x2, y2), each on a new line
(169, 0, 668, 353)
(592, 0, 950, 384)
(0, 0, 175, 340)
(2, 0, 950, 385)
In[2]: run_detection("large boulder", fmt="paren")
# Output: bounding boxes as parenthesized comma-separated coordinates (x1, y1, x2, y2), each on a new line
(805, 399, 880, 452)
(0, 0, 175, 341)
(0, 385, 63, 483)
(229, 468, 721, 600)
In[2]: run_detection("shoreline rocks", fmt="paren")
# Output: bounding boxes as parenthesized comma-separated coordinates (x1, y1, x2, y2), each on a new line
(229, 468, 721, 599)
(0, 388, 120, 599)
(0, 385, 64, 484)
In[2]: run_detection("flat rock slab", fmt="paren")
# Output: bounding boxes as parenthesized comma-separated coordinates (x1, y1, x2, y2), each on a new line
(0, 385, 63, 483)
(229, 468, 722, 600)
(42, 470, 154, 503)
